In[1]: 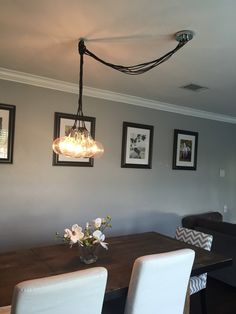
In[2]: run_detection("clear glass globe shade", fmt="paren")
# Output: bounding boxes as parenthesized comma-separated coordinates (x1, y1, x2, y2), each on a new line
(92, 141, 104, 158)
(52, 137, 65, 155)
(52, 134, 104, 159)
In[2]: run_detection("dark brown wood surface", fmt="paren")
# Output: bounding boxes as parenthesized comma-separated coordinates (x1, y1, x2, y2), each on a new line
(0, 232, 232, 306)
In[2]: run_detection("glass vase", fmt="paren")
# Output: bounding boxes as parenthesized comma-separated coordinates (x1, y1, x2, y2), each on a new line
(79, 245, 98, 264)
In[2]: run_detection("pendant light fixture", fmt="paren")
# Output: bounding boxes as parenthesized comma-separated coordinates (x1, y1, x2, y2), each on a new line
(52, 30, 194, 159)
(52, 41, 104, 158)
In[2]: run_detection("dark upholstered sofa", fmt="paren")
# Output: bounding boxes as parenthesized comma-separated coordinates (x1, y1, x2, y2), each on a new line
(182, 211, 236, 287)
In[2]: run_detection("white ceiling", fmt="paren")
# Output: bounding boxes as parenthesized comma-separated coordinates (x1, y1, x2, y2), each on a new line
(1, 0, 236, 119)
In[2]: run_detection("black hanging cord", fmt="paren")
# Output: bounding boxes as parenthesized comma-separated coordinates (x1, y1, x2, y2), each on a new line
(79, 38, 188, 76)
(73, 40, 86, 129)
(73, 35, 192, 130)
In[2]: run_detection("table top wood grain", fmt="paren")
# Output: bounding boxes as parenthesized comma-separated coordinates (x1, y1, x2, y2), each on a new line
(0, 232, 232, 306)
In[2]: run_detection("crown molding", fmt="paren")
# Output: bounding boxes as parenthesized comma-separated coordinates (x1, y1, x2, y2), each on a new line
(1, 67, 236, 124)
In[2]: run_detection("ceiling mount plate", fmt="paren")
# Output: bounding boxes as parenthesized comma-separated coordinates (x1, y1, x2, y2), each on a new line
(175, 30, 195, 42)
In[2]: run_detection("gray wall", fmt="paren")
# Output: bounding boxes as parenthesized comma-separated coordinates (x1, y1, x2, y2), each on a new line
(0, 79, 235, 252)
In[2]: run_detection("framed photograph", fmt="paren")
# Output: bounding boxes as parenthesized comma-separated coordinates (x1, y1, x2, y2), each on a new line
(121, 122, 154, 169)
(172, 129, 198, 170)
(52, 112, 95, 167)
(0, 104, 15, 164)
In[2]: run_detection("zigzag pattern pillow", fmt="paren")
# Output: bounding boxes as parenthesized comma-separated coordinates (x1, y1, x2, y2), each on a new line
(175, 227, 213, 251)
(190, 274, 207, 295)
(175, 227, 213, 295)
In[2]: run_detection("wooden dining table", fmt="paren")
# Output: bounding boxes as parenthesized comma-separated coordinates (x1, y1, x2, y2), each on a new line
(0, 231, 232, 311)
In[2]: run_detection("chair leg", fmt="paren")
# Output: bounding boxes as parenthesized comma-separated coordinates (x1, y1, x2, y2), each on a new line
(200, 289, 207, 314)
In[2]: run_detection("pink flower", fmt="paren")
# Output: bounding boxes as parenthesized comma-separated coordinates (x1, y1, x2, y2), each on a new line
(64, 224, 84, 244)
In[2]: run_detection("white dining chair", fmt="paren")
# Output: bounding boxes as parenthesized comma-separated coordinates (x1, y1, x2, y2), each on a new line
(124, 248, 195, 314)
(175, 226, 213, 314)
(3, 267, 107, 314)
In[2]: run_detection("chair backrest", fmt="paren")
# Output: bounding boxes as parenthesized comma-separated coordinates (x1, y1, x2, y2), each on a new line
(175, 226, 213, 251)
(124, 249, 195, 314)
(11, 267, 107, 314)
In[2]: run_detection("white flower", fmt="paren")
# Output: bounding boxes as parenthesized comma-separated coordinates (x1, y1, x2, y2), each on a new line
(64, 224, 84, 244)
(94, 218, 102, 229)
(93, 230, 108, 249)
(58, 216, 111, 251)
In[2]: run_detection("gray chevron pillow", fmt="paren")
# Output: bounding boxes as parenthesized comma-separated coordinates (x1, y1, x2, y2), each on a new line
(175, 226, 213, 251)
(175, 226, 213, 295)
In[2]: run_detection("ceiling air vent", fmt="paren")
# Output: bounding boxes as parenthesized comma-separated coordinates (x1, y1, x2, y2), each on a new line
(181, 83, 208, 92)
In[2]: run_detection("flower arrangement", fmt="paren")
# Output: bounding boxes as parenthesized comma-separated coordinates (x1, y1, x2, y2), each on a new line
(57, 216, 112, 250)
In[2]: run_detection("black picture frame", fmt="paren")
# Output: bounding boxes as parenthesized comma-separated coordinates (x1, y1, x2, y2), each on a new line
(52, 112, 95, 167)
(172, 129, 198, 170)
(0, 103, 15, 164)
(121, 122, 154, 169)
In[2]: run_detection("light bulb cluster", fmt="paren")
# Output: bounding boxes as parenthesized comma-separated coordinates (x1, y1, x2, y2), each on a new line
(52, 127, 104, 158)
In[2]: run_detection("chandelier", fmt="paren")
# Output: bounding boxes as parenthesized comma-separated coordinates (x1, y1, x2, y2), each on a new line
(52, 30, 194, 159)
